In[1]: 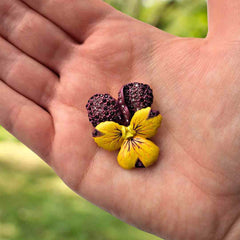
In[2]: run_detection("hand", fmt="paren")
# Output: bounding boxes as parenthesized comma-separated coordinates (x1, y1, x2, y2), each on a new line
(1, 1, 240, 239)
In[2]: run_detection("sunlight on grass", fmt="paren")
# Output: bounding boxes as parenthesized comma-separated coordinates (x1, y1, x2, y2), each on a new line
(0, 222, 19, 239)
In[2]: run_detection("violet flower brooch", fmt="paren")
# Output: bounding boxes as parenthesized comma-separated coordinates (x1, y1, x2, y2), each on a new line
(86, 82, 162, 169)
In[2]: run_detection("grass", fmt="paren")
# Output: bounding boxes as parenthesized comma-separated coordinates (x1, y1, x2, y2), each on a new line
(0, 128, 161, 240)
(0, 126, 18, 142)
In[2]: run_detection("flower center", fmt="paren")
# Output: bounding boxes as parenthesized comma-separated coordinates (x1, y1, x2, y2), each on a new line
(121, 126, 136, 140)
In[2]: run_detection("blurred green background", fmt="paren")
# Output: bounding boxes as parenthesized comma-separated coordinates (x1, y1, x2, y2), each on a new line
(0, 1, 207, 240)
(105, 0, 208, 38)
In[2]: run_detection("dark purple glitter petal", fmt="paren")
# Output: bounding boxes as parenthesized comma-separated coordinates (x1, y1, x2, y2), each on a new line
(92, 129, 102, 137)
(86, 94, 124, 127)
(135, 159, 145, 168)
(117, 86, 131, 126)
(118, 82, 153, 121)
(148, 110, 160, 119)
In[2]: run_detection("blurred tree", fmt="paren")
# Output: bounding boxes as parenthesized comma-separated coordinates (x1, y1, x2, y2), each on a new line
(104, 0, 208, 38)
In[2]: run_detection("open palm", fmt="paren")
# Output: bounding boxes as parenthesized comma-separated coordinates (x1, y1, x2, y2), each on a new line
(1, 1, 240, 240)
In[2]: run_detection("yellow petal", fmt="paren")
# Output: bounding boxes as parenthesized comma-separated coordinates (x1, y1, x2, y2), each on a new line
(117, 136, 159, 169)
(133, 136, 159, 168)
(130, 107, 162, 139)
(93, 121, 125, 151)
(117, 139, 138, 169)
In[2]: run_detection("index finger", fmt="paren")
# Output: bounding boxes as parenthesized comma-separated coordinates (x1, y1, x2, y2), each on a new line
(20, 0, 115, 42)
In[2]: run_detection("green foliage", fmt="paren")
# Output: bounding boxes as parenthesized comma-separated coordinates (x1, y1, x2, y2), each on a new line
(105, 0, 208, 38)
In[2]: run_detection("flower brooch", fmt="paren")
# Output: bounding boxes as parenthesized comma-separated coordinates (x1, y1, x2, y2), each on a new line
(86, 82, 162, 169)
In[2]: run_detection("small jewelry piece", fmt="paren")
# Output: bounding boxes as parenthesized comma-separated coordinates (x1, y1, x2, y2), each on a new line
(86, 82, 162, 169)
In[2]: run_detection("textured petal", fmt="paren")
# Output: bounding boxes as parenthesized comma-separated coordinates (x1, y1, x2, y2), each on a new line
(117, 139, 138, 169)
(130, 107, 162, 139)
(93, 121, 125, 151)
(117, 136, 159, 169)
(133, 136, 160, 168)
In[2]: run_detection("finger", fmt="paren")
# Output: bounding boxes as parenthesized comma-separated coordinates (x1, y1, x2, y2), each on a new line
(208, 0, 240, 39)
(0, 80, 54, 160)
(0, 0, 76, 73)
(20, 0, 114, 42)
(0, 36, 58, 110)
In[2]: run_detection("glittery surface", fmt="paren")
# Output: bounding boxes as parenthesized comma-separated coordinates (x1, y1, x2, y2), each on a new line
(86, 94, 123, 127)
(118, 82, 153, 123)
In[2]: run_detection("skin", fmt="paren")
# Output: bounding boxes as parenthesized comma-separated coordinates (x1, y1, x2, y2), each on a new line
(0, 0, 240, 239)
